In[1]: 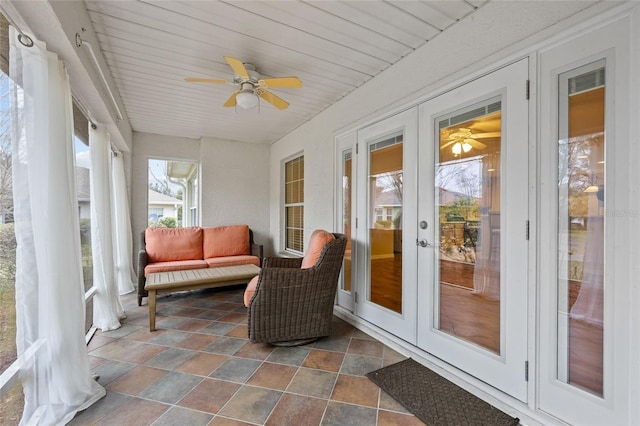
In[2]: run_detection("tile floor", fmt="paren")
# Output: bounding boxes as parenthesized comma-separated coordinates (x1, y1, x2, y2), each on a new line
(71, 285, 425, 425)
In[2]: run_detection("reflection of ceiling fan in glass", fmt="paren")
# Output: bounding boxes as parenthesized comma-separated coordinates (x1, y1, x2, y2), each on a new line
(440, 128, 501, 155)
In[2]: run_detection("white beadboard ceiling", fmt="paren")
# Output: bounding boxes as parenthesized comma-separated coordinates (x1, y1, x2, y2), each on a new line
(85, 0, 487, 144)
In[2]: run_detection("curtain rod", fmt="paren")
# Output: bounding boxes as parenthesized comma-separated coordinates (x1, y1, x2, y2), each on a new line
(75, 33, 123, 122)
(0, 4, 33, 47)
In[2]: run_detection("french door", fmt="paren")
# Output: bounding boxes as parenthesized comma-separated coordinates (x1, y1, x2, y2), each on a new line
(416, 59, 529, 401)
(354, 109, 418, 343)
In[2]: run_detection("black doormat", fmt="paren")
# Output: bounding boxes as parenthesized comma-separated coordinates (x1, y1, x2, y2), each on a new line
(366, 358, 520, 426)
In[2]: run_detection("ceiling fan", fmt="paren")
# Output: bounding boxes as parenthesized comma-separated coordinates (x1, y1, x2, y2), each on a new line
(440, 128, 501, 154)
(184, 56, 302, 110)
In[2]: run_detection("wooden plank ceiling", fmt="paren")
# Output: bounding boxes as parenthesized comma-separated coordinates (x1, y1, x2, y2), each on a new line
(86, 0, 486, 144)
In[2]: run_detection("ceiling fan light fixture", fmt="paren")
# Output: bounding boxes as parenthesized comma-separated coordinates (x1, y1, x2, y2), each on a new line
(452, 142, 462, 155)
(462, 141, 472, 152)
(236, 86, 259, 109)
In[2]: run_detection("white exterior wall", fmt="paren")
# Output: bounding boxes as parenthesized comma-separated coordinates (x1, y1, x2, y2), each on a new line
(268, 1, 609, 253)
(199, 137, 270, 253)
(132, 132, 270, 255)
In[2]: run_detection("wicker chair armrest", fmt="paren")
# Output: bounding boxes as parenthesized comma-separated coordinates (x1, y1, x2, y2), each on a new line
(262, 256, 303, 269)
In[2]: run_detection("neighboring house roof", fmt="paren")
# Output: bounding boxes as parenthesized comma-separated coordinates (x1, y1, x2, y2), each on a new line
(148, 189, 181, 205)
(375, 189, 402, 208)
(76, 167, 90, 202)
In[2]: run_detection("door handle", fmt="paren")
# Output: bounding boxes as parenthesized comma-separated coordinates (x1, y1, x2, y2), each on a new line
(416, 239, 430, 247)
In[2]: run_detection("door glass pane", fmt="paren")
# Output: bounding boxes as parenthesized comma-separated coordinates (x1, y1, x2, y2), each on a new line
(435, 98, 502, 354)
(368, 135, 402, 313)
(342, 149, 352, 292)
(557, 62, 605, 396)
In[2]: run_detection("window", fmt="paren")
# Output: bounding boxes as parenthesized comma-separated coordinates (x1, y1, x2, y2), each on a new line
(148, 158, 199, 228)
(0, 11, 23, 421)
(284, 155, 304, 253)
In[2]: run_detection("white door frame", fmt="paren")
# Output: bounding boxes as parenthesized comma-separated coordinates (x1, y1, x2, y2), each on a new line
(355, 108, 418, 344)
(417, 59, 530, 402)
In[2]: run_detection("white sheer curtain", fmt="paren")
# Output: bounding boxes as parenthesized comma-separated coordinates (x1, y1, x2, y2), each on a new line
(111, 152, 136, 295)
(90, 127, 125, 330)
(472, 154, 501, 300)
(9, 26, 105, 425)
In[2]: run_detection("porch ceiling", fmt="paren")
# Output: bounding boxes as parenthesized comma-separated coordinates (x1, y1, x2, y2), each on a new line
(84, 0, 487, 144)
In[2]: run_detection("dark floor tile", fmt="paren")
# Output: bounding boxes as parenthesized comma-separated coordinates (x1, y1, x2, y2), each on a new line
(92, 360, 136, 386)
(138, 371, 203, 404)
(312, 336, 352, 353)
(265, 346, 310, 366)
(148, 329, 191, 346)
(321, 401, 377, 426)
(302, 349, 345, 372)
(175, 352, 228, 376)
(173, 318, 212, 332)
(208, 417, 254, 426)
(90, 339, 166, 364)
(339, 353, 383, 376)
(177, 378, 241, 414)
(225, 324, 248, 338)
(105, 365, 167, 395)
(123, 327, 167, 343)
(246, 362, 298, 390)
(98, 323, 142, 339)
(217, 312, 247, 323)
(377, 409, 425, 425)
(218, 386, 282, 424)
(347, 338, 384, 358)
(144, 347, 198, 371)
(95, 396, 169, 425)
(209, 357, 261, 383)
(287, 368, 337, 399)
(154, 406, 214, 426)
(87, 335, 115, 351)
(265, 393, 327, 426)
(175, 333, 218, 350)
(199, 321, 238, 336)
(379, 389, 410, 413)
(330, 374, 379, 407)
(233, 341, 274, 360)
(68, 391, 131, 425)
(203, 336, 247, 355)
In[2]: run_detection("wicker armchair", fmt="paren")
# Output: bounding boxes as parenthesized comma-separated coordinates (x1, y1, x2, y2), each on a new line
(247, 232, 347, 346)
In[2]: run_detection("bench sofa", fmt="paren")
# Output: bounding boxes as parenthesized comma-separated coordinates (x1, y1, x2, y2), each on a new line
(137, 224, 263, 305)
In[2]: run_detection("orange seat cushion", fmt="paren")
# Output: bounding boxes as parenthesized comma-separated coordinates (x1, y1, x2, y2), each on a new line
(243, 275, 260, 307)
(203, 225, 250, 259)
(144, 260, 208, 277)
(204, 255, 261, 268)
(301, 229, 335, 269)
(145, 227, 203, 263)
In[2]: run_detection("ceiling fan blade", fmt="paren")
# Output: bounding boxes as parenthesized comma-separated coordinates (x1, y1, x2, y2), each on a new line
(224, 56, 249, 79)
(223, 90, 239, 108)
(471, 132, 501, 139)
(259, 77, 302, 88)
(257, 89, 289, 110)
(439, 140, 457, 150)
(184, 77, 227, 84)
(467, 139, 487, 149)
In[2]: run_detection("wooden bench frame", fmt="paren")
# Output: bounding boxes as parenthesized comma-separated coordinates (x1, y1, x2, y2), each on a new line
(144, 264, 260, 331)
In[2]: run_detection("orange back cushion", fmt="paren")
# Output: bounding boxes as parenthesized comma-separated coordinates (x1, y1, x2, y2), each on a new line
(301, 229, 335, 269)
(203, 225, 250, 259)
(145, 226, 203, 262)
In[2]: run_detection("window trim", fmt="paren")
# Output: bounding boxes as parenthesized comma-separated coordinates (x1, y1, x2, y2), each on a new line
(282, 153, 304, 254)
